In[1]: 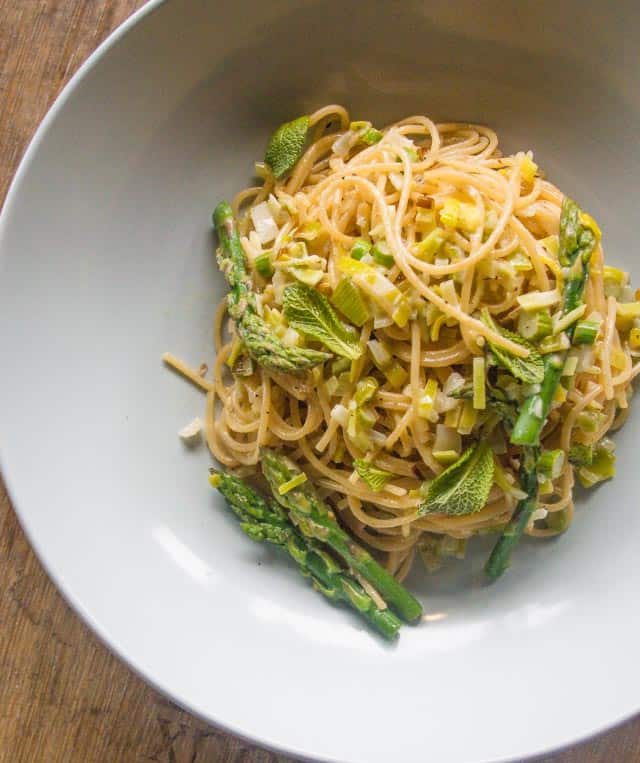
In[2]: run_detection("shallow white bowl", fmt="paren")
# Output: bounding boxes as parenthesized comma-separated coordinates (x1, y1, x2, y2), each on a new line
(1, 2, 639, 761)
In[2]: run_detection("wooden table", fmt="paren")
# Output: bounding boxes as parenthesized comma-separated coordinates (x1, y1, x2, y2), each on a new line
(0, 2, 638, 761)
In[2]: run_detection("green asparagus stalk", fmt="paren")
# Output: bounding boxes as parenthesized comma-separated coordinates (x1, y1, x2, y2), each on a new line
(260, 448, 423, 623)
(510, 199, 598, 446)
(211, 470, 402, 640)
(213, 202, 330, 374)
(486, 198, 599, 580)
(484, 446, 540, 579)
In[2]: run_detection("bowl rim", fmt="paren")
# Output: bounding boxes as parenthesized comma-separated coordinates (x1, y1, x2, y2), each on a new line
(0, 2, 638, 761)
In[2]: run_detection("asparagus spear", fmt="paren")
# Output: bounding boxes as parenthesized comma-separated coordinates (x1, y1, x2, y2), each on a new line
(260, 448, 423, 623)
(211, 470, 402, 640)
(484, 446, 540, 580)
(510, 199, 598, 446)
(213, 202, 330, 374)
(486, 198, 599, 580)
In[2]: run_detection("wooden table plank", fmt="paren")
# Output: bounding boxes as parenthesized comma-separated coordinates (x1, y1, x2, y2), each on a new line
(0, 2, 638, 761)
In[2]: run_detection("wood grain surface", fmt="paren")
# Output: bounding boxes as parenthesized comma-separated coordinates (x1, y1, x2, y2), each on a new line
(0, 2, 638, 761)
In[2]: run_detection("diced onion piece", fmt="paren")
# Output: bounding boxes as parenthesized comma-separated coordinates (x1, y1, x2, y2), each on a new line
(178, 417, 203, 446)
(330, 404, 349, 427)
(250, 201, 279, 244)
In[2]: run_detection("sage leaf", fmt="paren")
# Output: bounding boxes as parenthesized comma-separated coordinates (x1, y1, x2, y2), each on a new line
(481, 309, 544, 384)
(264, 115, 310, 179)
(283, 283, 362, 359)
(418, 442, 494, 516)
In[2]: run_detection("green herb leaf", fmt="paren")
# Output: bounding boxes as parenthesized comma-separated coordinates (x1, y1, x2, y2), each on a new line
(418, 442, 494, 516)
(264, 116, 310, 179)
(353, 459, 393, 492)
(283, 283, 363, 360)
(481, 309, 544, 384)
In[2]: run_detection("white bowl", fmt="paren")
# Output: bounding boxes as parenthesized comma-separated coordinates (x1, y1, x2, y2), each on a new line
(1, 2, 639, 761)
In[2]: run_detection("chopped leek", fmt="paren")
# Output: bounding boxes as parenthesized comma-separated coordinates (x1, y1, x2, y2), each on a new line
(412, 228, 446, 261)
(278, 472, 308, 495)
(415, 208, 436, 233)
(367, 339, 392, 370)
(439, 199, 481, 232)
(616, 302, 640, 330)
(576, 410, 602, 433)
(433, 450, 461, 465)
(351, 239, 372, 260)
(331, 357, 351, 375)
(552, 304, 587, 335)
(517, 289, 561, 311)
(537, 449, 565, 480)
(288, 266, 324, 286)
(338, 256, 410, 327)
(472, 356, 486, 410)
(386, 363, 408, 389)
(361, 127, 383, 145)
(569, 443, 593, 467)
(577, 445, 616, 488)
(255, 251, 274, 278)
(539, 332, 570, 354)
(457, 400, 477, 435)
(546, 509, 570, 532)
(509, 252, 533, 272)
(572, 319, 600, 345)
(418, 378, 439, 419)
(520, 154, 538, 184)
(354, 377, 378, 405)
(517, 309, 552, 341)
(562, 354, 579, 376)
(432, 424, 461, 455)
(371, 242, 395, 268)
(331, 277, 371, 327)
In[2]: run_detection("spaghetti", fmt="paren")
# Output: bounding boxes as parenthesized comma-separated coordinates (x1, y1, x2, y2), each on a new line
(166, 105, 639, 581)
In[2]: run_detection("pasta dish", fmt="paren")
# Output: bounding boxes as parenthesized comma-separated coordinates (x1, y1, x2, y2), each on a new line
(164, 105, 640, 638)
